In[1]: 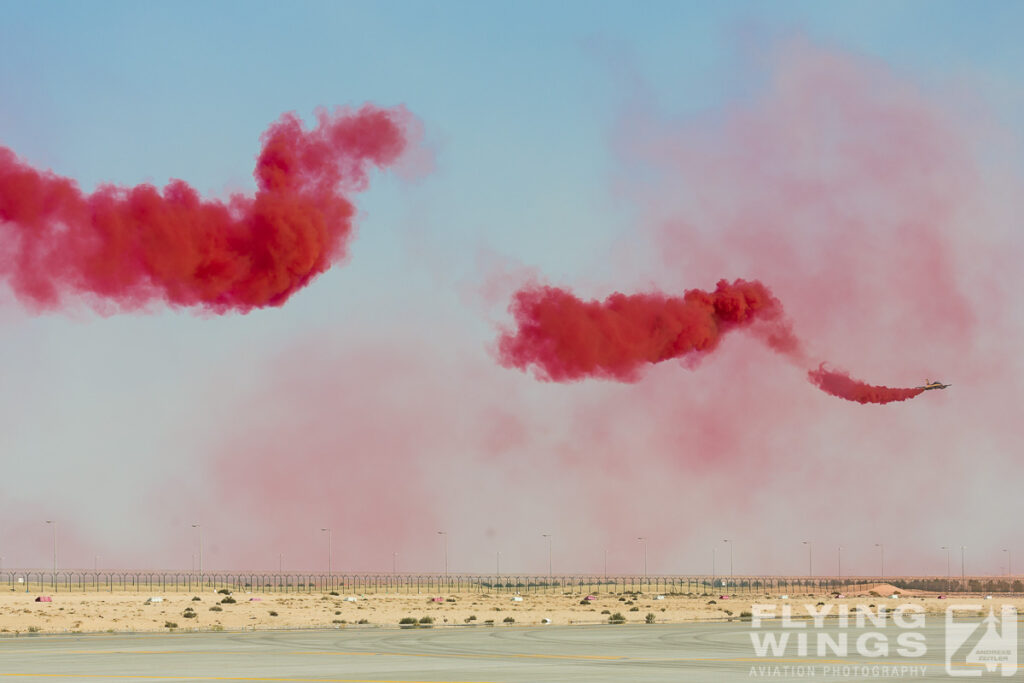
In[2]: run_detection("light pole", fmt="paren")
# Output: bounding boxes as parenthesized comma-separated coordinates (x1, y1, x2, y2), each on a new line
(1003, 549, 1011, 577)
(278, 553, 283, 573)
(837, 547, 843, 582)
(191, 524, 203, 584)
(960, 545, 966, 589)
(393, 552, 398, 575)
(496, 551, 501, 577)
(958, 544, 966, 589)
(712, 546, 716, 588)
(941, 546, 951, 592)
(637, 537, 648, 583)
(802, 541, 813, 579)
(437, 531, 448, 582)
(45, 520, 57, 587)
(603, 549, 607, 581)
(542, 533, 552, 581)
(875, 543, 884, 581)
(320, 528, 332, 577)
(722, 539, 733, 583)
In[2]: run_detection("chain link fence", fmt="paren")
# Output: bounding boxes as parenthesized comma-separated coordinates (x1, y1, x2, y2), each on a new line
(7, 571, 1008, 595)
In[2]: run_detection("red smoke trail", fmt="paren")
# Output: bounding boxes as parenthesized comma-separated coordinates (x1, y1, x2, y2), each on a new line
(499, 279, 802, 382)
(0, 105, 412, 312)
(807, 364, 924, 404)
(500, 279, 926, 405)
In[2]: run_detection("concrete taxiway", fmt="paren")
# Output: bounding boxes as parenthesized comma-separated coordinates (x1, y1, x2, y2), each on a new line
(0, 621, 1004, 682)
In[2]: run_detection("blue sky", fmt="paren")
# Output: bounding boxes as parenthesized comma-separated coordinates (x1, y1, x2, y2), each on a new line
(1, 1, 1022, 575)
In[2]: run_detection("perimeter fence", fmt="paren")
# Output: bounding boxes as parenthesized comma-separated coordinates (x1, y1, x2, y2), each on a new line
(3, 572, 1017, 595)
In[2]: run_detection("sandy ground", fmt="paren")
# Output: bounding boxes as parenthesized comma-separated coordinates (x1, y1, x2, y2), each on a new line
(1, 583, 1020, 634)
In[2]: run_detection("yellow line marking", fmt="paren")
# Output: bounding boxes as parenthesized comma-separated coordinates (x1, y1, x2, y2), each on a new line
(2, 649, 623, 662)
(0, 650, 990, 670)
(0, 676, 492, 682)
(644, 657, 989, 669)
(0, 648, 995, 667)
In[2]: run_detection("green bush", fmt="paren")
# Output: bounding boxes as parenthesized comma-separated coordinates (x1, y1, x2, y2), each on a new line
(645, 613, 656, 624)
(164, 621, 178, 629)
(329, 591, 339, 596)
(503, 616, 515, 623)
(268, 611, 278, 617)
(600, 609, 610, 614)
(608, 612, 626, 624)
(629, 606, 639, 612)
(209, 606, 222, 612)
(357, 618, 369, 624)
(217, 589, 232, 595)
(220, 596, 236, 604)
(399, 617, 418, 625)
(182, 609, 197, 619)
(418, 616, 434, 625)
(191, 596, 201, 601)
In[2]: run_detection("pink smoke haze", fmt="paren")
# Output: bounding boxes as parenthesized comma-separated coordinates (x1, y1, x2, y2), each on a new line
(197, 40, 1024, 574)
(5, 39, 1022, 576)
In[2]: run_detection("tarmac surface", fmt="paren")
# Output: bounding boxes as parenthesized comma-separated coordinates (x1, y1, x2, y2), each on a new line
(0, 620, 1010, 682)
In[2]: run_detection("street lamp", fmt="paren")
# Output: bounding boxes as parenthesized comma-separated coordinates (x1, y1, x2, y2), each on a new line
(941, 546, 951, 592)
(837, 547, 843, 582)
(875, 543, 884, 581)
(961, 545, 966, 589)
(637, 537, 648, 582)
(802, 541, 813, 579)
(437, 531, 448, 581)
(542, 533, 552, 581)
(496, 551, 501, 577)
(191, 524, 203, 583)
(712, 546, 716, 588)
(45, 521, 57, 586)
(1003, 549, 1011, 577)
(603, 548, 608, 581)
(393, 552, 398, 575)
(320, 528, 332, 577)
(722, 539, 733, 582)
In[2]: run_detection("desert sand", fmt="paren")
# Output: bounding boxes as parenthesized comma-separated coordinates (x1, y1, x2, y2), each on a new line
(1, 584, 1020, 635)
